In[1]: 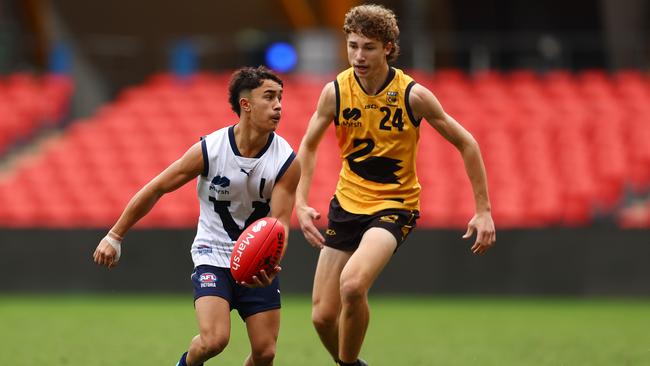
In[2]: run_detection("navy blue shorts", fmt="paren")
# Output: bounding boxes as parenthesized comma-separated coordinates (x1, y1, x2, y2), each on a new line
(191, 265, 281, 320)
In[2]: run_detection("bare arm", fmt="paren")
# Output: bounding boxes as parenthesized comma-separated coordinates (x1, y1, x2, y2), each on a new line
(270, 158, 301, 245)
(243, 158, 301, 288)
(409, 84, 496, 253)
(295, 82, 337, 248)
(93, 142, 204, 267)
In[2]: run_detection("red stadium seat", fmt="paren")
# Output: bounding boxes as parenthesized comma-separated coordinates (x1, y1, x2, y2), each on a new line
(1, 70, 648, 228)
(0, 73, 72, 155)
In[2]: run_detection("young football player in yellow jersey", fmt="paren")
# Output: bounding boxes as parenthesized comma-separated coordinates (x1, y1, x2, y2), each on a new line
(295, 4, 496, 366)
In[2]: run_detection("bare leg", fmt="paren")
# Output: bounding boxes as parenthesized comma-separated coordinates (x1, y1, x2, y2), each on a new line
(243, 309, 281, 366)
(338, 228, 397, 363)
(186, 296, 231, 366)
(311, 247, 352, 360)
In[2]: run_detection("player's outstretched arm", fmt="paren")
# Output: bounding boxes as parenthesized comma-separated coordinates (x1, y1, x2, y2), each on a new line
(93, 142, 204, 268)
(295, 82, 336, 249)
(409, 83, 496, 254)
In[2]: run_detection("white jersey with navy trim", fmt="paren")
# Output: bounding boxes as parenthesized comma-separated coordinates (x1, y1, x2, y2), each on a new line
(191, 125, 295, 268)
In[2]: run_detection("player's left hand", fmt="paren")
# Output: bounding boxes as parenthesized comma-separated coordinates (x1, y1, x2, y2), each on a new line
(93, 237, 121, 269)
(240, 266, 281, 288)
(463, 211, 496, 254)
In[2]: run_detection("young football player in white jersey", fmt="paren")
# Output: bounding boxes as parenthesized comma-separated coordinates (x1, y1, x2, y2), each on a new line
(93, 66, 300, 366)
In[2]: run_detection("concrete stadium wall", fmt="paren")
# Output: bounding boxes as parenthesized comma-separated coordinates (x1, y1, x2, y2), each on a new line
(0, 229, 648, 296)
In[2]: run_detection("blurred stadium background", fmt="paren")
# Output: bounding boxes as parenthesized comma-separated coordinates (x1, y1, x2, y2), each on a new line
(1, 0, 649, 365)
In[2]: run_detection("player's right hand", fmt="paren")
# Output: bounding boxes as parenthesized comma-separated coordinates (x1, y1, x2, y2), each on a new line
(297, 205, 325, 249)
(93, 237, 121, 269)
(240, 266, 281, 288)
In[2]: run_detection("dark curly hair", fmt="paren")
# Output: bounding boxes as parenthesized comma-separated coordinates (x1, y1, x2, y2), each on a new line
(228, 66, 283, 116)
(343, 4, 400, 63)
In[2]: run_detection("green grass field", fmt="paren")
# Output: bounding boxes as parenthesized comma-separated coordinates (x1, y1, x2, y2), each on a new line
(1, 295, 649, 366)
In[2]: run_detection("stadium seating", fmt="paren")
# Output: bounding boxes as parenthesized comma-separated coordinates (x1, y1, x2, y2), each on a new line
(0, 73, 73, 155)
(0, 70, 648, 228)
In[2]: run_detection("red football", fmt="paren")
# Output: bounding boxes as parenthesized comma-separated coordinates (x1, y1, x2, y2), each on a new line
(230, 217, 285, 283)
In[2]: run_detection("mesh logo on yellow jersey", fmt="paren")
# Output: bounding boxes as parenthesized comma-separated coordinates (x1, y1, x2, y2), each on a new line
(341, 107, 362, 128)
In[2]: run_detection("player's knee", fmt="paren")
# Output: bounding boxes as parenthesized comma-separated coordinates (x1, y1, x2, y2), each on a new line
(312, 295, 338, 325)
(312, 307, 337, 331)
(201, 334, 229, 357)
(251, 344, 276, 365)
(339, 277, 368, 304)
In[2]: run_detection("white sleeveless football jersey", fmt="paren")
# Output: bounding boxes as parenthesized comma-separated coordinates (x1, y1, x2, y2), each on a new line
(191, 125, 295, 268)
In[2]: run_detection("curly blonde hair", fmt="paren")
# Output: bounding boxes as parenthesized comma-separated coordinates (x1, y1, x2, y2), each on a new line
(343, 4, 400, 63)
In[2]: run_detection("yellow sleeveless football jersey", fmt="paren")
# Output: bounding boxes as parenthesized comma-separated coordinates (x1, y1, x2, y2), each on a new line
(333, 67, 422, 214)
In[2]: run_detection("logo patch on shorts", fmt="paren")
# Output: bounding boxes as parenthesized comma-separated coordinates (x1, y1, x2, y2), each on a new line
(401, 225, 412, 239)
(379, 214, 399, 223)
(199, 272, 218, 288)
(325, 228, 336, 236)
